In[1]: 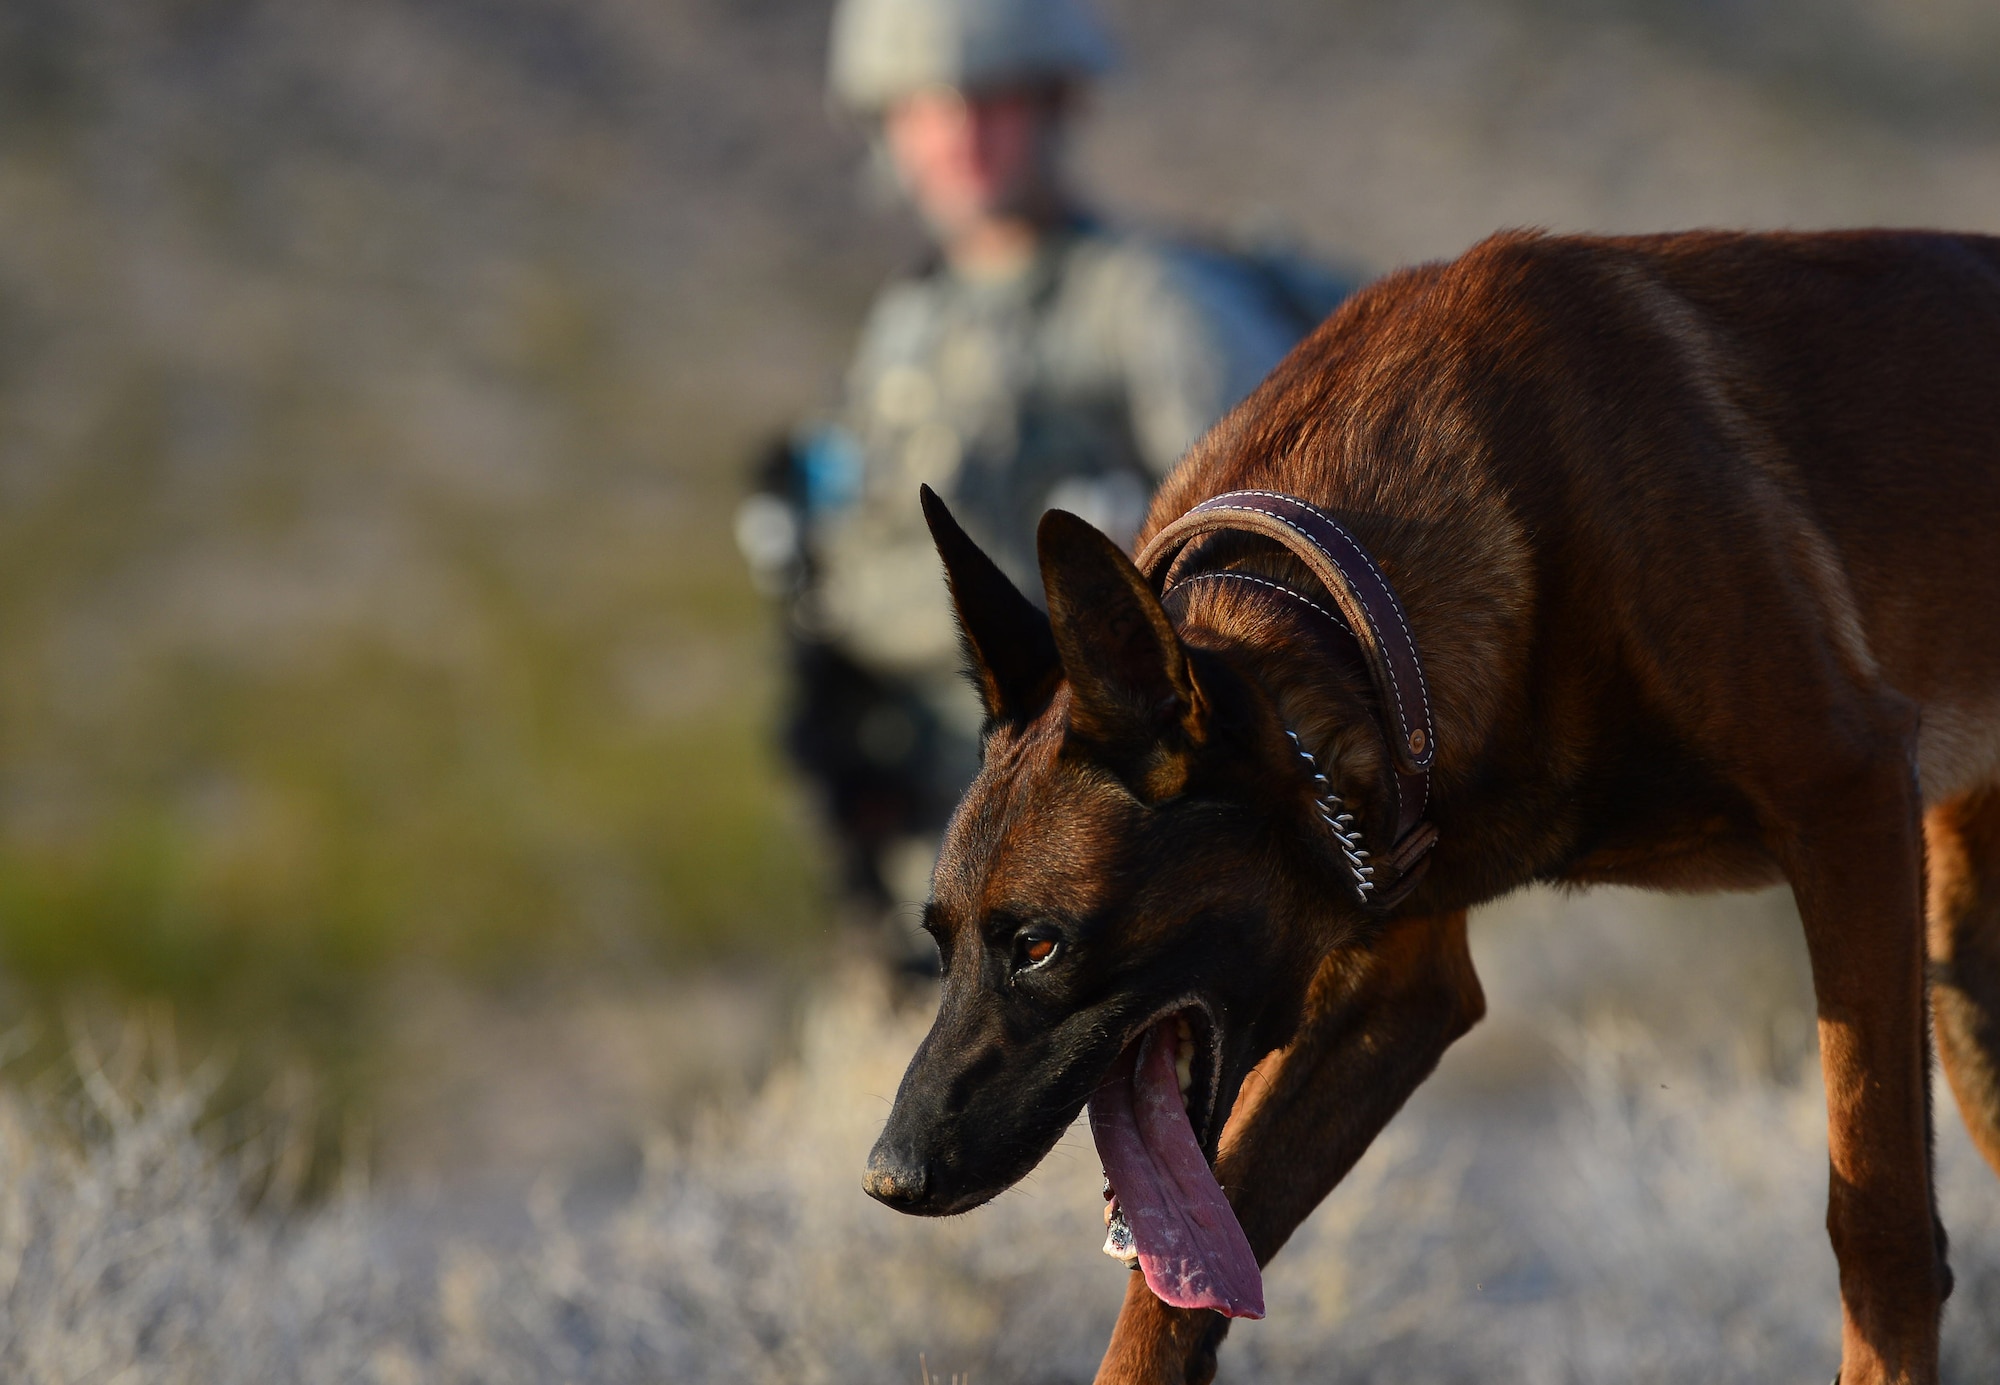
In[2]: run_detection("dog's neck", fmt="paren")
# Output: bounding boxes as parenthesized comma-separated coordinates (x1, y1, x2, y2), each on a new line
(1167, 565, 1394, 845)
(1153, 490, 1538, 916)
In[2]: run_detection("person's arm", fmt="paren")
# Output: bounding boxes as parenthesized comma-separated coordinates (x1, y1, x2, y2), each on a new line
(1116, 246, 1303, 476)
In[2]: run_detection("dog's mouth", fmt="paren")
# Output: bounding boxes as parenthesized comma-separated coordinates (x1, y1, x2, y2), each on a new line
(1087, 1004, 1263, 1320)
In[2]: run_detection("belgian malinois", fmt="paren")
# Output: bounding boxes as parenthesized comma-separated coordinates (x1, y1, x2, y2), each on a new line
(862, 229, 2000, 1384)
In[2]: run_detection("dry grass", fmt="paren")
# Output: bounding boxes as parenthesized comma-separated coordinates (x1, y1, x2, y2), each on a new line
(3, 915, 1996, 1384)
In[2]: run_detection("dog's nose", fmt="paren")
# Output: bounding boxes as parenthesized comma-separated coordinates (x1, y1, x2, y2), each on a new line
(863, 1139, 931, 1210)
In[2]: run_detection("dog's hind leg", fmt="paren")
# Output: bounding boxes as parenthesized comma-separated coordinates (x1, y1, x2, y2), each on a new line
(1610, 507, 1945, 1379)
(1925, 785, 2000, 1178)
(1762, 726, 1946, 1385)
(1094, 910, 1485, 1385)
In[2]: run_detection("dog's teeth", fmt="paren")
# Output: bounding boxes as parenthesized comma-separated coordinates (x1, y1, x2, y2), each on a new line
(1175, 1016, 1195, 1102)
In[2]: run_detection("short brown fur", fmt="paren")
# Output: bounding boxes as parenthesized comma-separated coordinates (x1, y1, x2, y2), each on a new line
(867, 230, 2000, 1385)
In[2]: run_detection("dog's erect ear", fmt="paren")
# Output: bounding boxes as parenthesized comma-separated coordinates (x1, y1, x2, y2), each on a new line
(921, 485, 1060, 725)
(1038, 509, 1206, 778)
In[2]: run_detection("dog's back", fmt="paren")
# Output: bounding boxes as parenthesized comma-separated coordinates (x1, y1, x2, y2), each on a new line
(1608, 232, 2000, 726)
(1154, 230, 2000, 825)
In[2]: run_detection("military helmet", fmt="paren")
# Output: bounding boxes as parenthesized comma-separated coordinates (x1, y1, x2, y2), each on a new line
(829, 0, 1116, 111)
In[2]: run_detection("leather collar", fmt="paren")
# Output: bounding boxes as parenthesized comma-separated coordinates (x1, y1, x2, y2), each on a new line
(1137, 490, 1439, 909)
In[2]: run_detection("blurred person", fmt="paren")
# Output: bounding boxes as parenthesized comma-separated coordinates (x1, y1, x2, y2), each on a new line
(737, 0, 1354, 967)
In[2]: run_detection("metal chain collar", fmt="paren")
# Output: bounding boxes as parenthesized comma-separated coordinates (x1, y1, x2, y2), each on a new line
(1284, 729, 1375, 905)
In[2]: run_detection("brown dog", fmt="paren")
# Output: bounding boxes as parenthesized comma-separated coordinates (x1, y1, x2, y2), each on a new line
(862, 229, 2000, 1385)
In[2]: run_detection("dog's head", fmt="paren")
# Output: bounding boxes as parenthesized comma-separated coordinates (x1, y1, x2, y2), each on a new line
(864, 488, 1365, 1216)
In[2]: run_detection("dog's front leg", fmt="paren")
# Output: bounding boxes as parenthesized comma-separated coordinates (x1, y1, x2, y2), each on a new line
(1094, 909, 1485, 1385)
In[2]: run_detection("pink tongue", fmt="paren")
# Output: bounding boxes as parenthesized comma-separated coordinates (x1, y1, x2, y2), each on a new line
(1086, 1019, 1264, 1319)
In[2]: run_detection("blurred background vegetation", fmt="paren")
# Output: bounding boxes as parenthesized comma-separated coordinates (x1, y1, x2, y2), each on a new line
(3, 0, 2000, 1169)
(0, 0, 883, 1079)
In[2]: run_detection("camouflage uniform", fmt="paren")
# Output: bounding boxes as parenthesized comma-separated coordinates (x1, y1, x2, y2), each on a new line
(740, 0, 1350, 923)
(787, 226, 1322, 896)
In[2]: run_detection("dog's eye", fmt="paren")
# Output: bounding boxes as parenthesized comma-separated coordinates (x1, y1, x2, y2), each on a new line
(1014, 933, 1060, 971)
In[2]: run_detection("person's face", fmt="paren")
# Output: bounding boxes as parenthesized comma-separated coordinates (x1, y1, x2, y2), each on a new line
(882, 84, 1064, 241)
